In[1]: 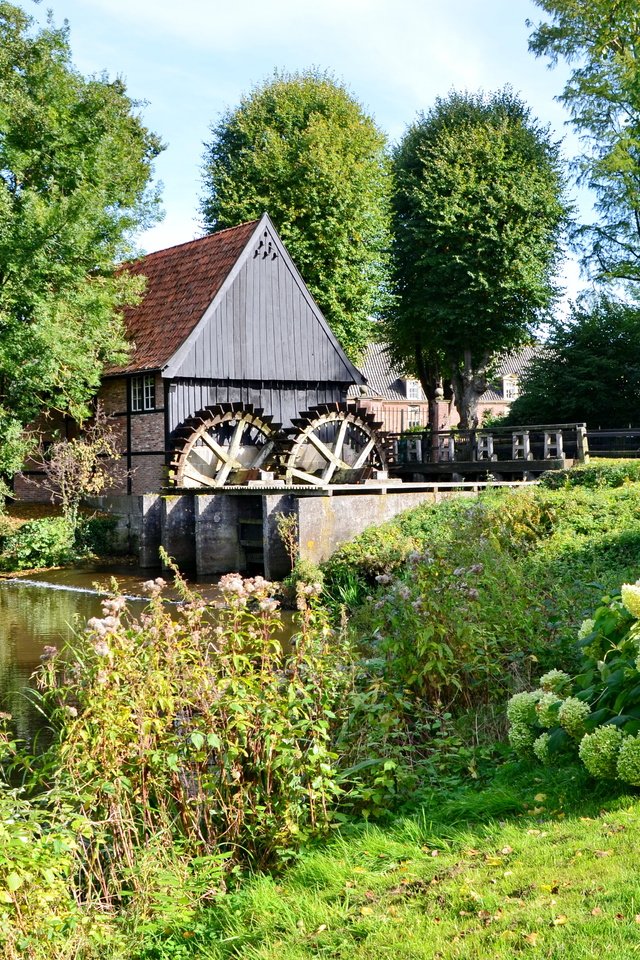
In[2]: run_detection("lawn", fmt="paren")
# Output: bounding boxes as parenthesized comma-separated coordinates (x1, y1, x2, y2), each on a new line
(197, 764, 640, 960)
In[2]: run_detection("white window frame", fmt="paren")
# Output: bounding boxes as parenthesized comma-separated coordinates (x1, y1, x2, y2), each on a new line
(406, 379, 421, 401)
(131, 374, 156, 412)
(503, 376, 519, 401)
(407, 404, 422, 428)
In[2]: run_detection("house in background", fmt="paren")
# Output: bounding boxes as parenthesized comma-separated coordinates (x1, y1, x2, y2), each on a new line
(349, 342, 539, 432)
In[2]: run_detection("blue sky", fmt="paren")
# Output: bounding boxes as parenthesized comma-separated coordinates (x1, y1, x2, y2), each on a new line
(28, 0, 583, 297)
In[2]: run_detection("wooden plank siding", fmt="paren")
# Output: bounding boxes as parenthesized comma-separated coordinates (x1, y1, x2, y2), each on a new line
(165, 221, 359, 385)
(167, 380, 349, 433)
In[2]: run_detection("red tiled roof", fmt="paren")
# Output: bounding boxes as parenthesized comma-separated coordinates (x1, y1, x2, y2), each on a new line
(106, 219, 259, 375)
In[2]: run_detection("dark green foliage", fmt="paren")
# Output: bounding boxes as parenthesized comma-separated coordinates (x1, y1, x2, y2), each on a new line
(386, 88, 567, 427)
(0, 514, 120, 570)
(200, 69, 390, 360)
(0, 3, 162, 474)
(529, 0, 640, 282)
(0, 517, 76, 570)
(507, 295, 640, 428)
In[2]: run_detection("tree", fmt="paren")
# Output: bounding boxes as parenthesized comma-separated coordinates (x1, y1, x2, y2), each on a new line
(385, 89, 567, 429)
(506, 294, 640, 429)
(0, 4, 162, 488)
(37, 405, 123, 529)
(200, 69, 390, 361)
(529, 0, 640, 283)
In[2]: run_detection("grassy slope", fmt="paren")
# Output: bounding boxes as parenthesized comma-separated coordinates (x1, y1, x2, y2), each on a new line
(196, 766, 640, 960)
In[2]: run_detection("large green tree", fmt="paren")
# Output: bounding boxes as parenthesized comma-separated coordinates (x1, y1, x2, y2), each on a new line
(386, 90, 567, 429)
(507, 294, 640, 428)
(200, 70, 390, 361)
(529, 0, 640, 283)
(0, 4, 162, 482)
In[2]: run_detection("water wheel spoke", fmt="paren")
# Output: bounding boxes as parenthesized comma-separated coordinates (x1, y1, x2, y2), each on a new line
(199, 430, 237, 465)
(333, 417, 350, 462)
(289, 466, 326, 486)
(353, 437, 376, 470)
(306, 430, 342, 466)
(181, 464, 220, 488)
(227, 418, 246, 461)
(253, 439, 275, 469)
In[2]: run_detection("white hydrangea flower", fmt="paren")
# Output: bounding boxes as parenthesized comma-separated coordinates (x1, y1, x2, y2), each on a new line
(536, 692, 561, 728)
(506, 690, 540, 727)
(558, 697, 590, 739)
(539, 669, 572, 696)
(579, 725, 624, 779)
(616, 734, 640, 786)
(578, 618, 595, 641)
(508, 722, 537, 758)
(533, 732, 551, 764)
(621, 582, 640, 618)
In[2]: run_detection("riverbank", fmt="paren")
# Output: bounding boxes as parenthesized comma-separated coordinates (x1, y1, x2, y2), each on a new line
(2, 464, 640, 958)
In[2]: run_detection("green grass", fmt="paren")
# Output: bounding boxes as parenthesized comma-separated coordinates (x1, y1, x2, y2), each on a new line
(178, 766, 640, 960)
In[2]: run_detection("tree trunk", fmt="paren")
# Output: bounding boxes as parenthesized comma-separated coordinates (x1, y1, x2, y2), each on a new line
(450, 349, 490, 430)
(415, 346, 441, 431)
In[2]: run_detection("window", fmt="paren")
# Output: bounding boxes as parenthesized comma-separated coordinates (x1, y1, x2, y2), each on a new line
(503, 376, 519, 401)
(407, 404, 421, 427)
(406, 379, 421, 400)
(131, 374, 156, 411)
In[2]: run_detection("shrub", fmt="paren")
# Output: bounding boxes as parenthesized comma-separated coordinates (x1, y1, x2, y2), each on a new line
(34, 568, 356, 908)
(0, 517, 77, 570)
(507, 581, 640, 784)
(539, 460, 640, 490)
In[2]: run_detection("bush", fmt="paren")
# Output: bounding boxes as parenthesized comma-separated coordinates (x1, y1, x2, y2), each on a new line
(34, 569, 356, 902)
(539, 459, 640, 490)
(0, 517, 77, 570)
(506, 581, 640, 784)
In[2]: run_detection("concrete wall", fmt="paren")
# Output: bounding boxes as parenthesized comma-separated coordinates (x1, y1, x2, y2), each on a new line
(294, 488, 476, 566)
(195, 495, 243, 575)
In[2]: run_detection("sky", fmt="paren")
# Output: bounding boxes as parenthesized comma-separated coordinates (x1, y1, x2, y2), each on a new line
(27, 0, 584, 298)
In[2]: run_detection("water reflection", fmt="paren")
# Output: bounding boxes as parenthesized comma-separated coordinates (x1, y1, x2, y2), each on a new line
(0, 565, 225, 741)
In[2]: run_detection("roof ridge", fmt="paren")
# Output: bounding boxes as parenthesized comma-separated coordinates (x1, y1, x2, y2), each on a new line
(129, 219, 260, 261)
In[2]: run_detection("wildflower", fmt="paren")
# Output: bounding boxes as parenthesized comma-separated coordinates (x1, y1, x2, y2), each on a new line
(407, 550, 422, 564)
(452, 567, 466, 577)
(93, 640, 110, 657)
(467, 588, 480, 600)
(259, 597, 279, 613)
(66, 706, 78, 718)
(539, 669, 572, 696)
(396, 584, 411, 600)
(411, 598, 423, 611)
(375, 574, 391, 585)
(95, 670, 109, 686)
(621, 581, 640, 618)
(468, 563, 484, 575)
(220, 574, 244, 595)
(579, 724, 624, 779)
(616, 734, 640, 785)
(558, 697, 590, 739)
(40, 645, 58, 662)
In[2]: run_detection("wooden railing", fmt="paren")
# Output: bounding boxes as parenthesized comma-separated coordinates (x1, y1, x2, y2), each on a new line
(386, 423, 589, 467)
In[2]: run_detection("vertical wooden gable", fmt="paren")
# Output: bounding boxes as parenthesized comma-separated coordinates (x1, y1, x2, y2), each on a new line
(163, 215, 364, 385)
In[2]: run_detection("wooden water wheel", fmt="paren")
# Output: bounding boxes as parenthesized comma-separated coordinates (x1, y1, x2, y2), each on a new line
(279, 403, 385, 486)
(169, 403, 280, 488)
